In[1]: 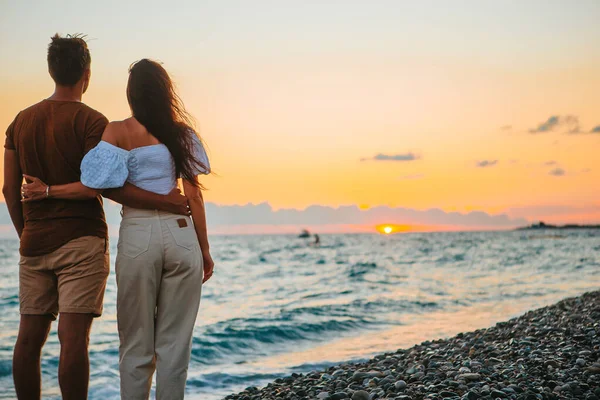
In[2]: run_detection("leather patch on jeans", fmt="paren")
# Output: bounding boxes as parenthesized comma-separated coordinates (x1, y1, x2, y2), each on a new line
(177, 218, 188, 228)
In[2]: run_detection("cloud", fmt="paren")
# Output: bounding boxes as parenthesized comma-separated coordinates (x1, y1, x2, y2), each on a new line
(476, 160, 499, 168)
(544, 160, 558, 166)
(201, 203, 526, 229)
(549, 167, 566, 176)
(546, 167, 590, 176)
(361, 153, 420, 162)
(399, 174, 425, 180)
(590, 125, 600, 133)
(506, 204, 600, 220)
(529, 115, 580, 134)
(500, 125, 512, 131)
(530, 116, 559, 133)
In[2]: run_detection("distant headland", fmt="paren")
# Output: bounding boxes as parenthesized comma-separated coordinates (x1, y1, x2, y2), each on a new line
(517, 221, 600, 230)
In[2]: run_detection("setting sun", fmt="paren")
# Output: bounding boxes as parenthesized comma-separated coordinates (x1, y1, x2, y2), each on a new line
(376, 224, 416, 234)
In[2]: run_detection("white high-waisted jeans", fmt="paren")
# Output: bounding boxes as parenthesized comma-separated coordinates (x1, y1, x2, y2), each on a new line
(116, 207, 203, 400)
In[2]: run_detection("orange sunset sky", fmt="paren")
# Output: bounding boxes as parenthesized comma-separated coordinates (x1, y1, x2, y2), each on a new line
(1, 0, 599, 228)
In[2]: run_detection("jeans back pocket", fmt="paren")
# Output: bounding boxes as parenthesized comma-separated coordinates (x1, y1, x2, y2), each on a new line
(118, 223, 152, 259)
(166, 218, 199, 251)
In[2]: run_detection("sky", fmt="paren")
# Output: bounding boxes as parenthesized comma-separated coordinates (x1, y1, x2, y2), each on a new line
(1, 0, 599, 232)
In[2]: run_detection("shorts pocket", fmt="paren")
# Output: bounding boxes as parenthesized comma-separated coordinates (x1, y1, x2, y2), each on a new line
(118, 223, 152, 258)
(166, 219, 198, 251)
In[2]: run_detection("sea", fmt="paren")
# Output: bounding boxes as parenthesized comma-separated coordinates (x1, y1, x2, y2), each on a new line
(0, 230, 599, 399)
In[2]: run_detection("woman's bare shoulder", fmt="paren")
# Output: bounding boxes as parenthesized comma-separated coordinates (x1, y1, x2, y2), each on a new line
(102, 118, 152, 149)
(101, 121, 126, 146)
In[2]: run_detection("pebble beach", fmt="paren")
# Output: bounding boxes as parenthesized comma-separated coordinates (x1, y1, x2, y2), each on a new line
(226, 291, 600, 400)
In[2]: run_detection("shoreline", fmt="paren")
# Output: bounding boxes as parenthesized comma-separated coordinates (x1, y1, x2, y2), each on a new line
(225, 291, 600, 400)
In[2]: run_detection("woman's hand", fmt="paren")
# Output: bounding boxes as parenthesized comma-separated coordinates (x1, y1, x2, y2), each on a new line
(164, 188, 192, 216)
(21, 174, 49, 202)
(202, 253, 214, 283)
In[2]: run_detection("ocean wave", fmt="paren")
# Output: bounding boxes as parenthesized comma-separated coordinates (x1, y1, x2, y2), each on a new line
(191, 317, 368, 365)
(187, 371, 283, 388)
(0, 294, 18, 308)
(281, 299, 438, 320)
(348, 262, 377, 278)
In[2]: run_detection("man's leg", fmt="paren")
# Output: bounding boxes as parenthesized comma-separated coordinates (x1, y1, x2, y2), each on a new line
(57, 313, 94, 400)
(16, 251, 58, 400)
(52, 236, 110, 400)
(13, 315, 53, 400)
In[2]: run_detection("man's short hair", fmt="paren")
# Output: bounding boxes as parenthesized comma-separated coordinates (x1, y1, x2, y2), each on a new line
(47, 33, 91, 86)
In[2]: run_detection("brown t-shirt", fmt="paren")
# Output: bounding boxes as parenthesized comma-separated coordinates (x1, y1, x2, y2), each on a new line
(5, 99, 109, 257)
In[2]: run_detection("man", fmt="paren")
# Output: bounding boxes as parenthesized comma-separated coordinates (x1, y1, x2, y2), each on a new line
(2, 34, 189, 400)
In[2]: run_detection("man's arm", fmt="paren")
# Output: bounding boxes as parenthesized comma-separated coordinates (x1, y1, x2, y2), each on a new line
(3, 150, 24, 237)
(104, 184, 190, 215)
(21, 175, 189, 215)
(22, 178, 100, 200)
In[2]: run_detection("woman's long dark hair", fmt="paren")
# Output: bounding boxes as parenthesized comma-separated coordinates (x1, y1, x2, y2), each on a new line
(127, 59, 207, 187)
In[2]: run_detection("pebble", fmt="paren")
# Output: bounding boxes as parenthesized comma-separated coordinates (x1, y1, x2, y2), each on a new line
(508, 384, 522, 393)
(351, 372, 371, 382)
(351, 390, 369, 400)
(464, 391, 479, 400)
(394, 380, 407, 390)
(588, 365, 600, 374)
(457, 373, 481, 382)
(488, 357, 503, 365)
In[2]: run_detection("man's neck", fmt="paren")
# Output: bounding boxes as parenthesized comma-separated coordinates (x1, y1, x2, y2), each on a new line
(48, 85, 83, 102)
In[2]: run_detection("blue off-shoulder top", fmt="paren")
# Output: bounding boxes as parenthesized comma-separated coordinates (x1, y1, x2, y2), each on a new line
(81, 133, 210, 195)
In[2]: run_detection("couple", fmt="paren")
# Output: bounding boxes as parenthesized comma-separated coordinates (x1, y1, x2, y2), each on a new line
(3, 34, 214, 399)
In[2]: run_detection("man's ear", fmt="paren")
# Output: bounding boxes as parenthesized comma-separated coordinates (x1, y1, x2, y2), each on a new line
(82, 68, 91, 94)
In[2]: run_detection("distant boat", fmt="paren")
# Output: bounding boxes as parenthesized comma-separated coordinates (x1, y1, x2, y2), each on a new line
(298, 229, 311, 238)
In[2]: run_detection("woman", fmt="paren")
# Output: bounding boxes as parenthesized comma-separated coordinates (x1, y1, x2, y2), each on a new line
(22, 59, 214, 400)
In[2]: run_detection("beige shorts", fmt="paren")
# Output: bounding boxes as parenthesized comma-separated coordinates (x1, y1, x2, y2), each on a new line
(19, 235, 110, 320)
